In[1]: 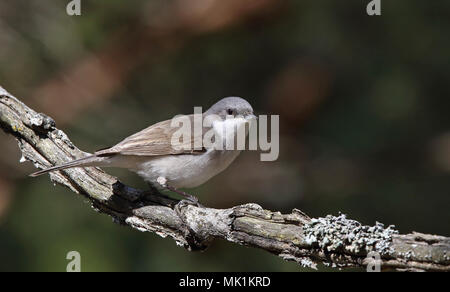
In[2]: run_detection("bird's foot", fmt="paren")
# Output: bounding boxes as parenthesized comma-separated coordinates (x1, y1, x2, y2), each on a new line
(176, 197, 204, 209)
(171, 188, 203, 208)
(156, 176, 203, 208)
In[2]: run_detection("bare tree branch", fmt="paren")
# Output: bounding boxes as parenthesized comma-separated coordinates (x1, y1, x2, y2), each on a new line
(1, 86, 449, 272)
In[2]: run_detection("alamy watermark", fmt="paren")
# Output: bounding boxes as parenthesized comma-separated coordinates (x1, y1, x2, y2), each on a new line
(66, 251, 81, 272)
(365, 251, 381, 272)
(169, 107, 279, 161)
(367, 0, 381, 16)
(66, 0, 81, 16)
(66, 1, 381, 17)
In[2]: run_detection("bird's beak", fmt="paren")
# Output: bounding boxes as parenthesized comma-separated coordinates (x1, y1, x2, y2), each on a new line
(245, 113, 257, 121)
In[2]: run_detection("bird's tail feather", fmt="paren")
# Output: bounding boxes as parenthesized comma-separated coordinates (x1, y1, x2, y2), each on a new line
(29, 155, 104, 177)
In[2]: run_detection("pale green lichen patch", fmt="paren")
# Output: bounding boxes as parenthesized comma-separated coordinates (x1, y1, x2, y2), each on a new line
(7, 122, 23, 133)
(304, 214, 398, 255)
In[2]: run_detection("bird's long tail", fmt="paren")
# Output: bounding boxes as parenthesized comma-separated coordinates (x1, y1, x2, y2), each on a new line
(29, 155, 105, 177)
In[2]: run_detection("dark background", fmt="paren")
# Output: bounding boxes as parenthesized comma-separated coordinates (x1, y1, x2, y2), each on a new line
(0, 0, 449, 271)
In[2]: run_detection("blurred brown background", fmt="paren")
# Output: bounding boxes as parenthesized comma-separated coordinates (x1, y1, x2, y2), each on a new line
(0, 0, 449, 271)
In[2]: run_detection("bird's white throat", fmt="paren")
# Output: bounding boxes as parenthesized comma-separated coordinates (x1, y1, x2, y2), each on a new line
(212, 117, 249, 150)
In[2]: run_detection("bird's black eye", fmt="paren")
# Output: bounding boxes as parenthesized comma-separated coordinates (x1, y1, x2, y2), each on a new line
(227, 108, 233, 115)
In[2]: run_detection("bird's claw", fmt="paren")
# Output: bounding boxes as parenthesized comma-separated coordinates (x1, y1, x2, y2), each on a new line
(176, 197, 204, 209)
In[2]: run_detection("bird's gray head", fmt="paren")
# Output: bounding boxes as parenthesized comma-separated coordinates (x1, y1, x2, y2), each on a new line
(205, 97, 254, 119)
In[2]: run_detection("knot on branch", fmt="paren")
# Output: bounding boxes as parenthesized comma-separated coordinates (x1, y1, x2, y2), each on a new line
(26, 112, 56, 135)
(175, 204, 236, 251)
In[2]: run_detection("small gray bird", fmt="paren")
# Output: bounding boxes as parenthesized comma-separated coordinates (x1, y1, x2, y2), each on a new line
(30, 97, 255, 203)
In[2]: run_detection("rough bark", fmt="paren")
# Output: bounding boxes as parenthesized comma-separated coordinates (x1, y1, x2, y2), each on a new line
(1, 86, 449, 272)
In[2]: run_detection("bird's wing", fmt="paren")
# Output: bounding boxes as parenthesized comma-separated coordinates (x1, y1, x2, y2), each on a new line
(95, 115, 206, 157)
